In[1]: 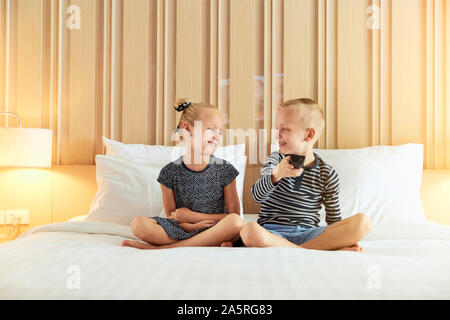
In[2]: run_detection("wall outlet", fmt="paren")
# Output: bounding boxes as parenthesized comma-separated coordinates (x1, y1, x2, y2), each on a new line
(5, 210, 29, 225)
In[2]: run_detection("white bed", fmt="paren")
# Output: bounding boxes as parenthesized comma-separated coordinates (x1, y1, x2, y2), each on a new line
(1, 216, 450, 299)
(1, 141, 449, 299)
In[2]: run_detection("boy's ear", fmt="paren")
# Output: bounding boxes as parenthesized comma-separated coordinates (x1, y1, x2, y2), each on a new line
(304, 128, 316, 142)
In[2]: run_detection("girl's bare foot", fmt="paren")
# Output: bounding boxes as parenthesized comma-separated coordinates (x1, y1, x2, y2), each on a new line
(220, 241, 233, 247)
(122, 239, 158, 250)
(337, 243, 363, 252)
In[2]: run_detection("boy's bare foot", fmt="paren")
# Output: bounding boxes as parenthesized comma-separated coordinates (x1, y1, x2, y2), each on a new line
(337, 243, 363, 252)
(220, 241, 233, 247)
(122, 239, 158, 250)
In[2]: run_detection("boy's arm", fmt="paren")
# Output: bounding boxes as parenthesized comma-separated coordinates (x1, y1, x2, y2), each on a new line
(324, 168, 342, 224)
(252, 155, 303, 203)
(251, 154, 280, 203)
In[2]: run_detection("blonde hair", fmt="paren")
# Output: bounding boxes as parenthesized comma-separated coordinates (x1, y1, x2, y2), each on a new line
(278, 98, 325, 137)
(174, 98, 220, 131)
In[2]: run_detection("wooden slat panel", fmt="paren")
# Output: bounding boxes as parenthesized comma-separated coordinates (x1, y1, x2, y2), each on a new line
(176, 0, 209, 103)
(110, 0, 123, 142)
(122, 0, 154, 144)
(284, 0, 317, 100)
(57, 0, 69, 164)
(337, 0, 372, 148)
(93, 1, 105, 158)
(325, 0, 337, 149)
(434, 0, 445, 169)
(59, 0, 102, 164)
(317, 0, 326, 148)
(255, 0, 264, 131)
(210, 0, 218, 108)
(41, 0, 52, 132)
(4, 0, 17, 127)
(217, 0, 230, 127)
(16, 0, 44, 129)
(122, 0, 148, 144)
(446, 0, 450, 169)
(263, 0, 272, 152)
(271, 0, 283, 130)
(391, 0, 426, 154)
(371, 0, 380, 146)
(102, 0, 111, 144)
(0, 0, 5, 127)
(49, 0, 58, 164)
(155, 0, 165, 145)
(163, 0, 176, 145)
(425, 0, 434, 169)
(380, 0, 392, 146)
(230, 0, 256, 131)
(229, 0, 259, 214)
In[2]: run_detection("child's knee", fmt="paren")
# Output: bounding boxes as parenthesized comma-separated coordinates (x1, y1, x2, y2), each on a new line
(223, 213, 244, 232)
(130, 216, 150, 238)
(240, 222, 265, 247)
(353, 213, 372, 239)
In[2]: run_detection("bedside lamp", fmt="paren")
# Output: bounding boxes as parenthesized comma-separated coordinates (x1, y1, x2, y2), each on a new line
(0, 111, 52, 243)
(0, 112, 52, 168)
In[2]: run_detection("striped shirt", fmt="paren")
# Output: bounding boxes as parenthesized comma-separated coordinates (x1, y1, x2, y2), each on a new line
(252, 151, 342, 229)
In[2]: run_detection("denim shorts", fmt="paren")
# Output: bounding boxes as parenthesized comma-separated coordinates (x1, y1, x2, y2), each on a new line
(262, 223, 327, 246)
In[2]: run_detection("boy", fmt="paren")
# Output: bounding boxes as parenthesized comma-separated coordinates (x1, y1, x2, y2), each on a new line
(240, 98, 371, 251)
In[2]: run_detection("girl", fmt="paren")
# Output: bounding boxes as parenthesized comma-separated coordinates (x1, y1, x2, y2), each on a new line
(122, 98, 243, 249)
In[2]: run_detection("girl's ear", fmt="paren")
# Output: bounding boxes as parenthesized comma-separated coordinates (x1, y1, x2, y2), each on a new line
(179, 122, 191, 139)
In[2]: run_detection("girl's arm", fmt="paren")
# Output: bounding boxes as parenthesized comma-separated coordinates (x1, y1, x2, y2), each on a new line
(161, 184, 207, 230)
(160, 184, 177, 218)
(172, 179, 241, 224)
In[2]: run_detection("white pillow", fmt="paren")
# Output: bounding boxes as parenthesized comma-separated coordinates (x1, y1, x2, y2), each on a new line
(86, 155, 247, 225)
(86, 156, 165, 225)
(102, 136, 245, 162)
(101, 137, 246, 213)
(270, 143, 426, 225)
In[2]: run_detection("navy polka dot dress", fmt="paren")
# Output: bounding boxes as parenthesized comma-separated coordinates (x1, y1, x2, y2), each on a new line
(153, 155, 239, 240)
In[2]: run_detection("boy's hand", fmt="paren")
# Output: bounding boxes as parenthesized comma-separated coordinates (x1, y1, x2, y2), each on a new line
(272, 156, 304, 184)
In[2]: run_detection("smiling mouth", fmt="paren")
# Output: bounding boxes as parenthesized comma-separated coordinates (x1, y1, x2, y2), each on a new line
(279, 142, 286, 147)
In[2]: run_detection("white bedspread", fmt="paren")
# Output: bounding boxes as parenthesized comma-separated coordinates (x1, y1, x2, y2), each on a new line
(1, 220, 450, 299)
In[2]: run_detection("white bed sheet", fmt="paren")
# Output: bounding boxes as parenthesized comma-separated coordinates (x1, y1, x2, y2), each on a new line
(1, 220, 450, 299)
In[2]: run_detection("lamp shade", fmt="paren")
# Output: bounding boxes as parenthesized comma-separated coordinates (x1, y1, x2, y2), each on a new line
(0, 127, 52, 168)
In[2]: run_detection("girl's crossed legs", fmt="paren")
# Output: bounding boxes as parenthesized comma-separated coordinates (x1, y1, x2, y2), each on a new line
(122, 213, 243, 249)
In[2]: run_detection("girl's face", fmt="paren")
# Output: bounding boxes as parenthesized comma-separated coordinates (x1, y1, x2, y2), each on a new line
(185, 109, 224, 156)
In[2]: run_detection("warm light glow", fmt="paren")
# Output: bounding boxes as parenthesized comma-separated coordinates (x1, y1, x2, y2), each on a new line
(0, 127, 52, 168)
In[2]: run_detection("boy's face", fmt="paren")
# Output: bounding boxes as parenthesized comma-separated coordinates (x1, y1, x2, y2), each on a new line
(275, 107, 310, 155)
